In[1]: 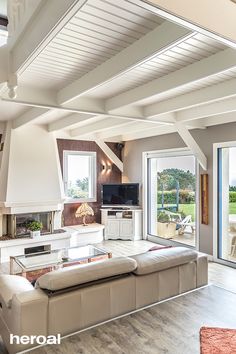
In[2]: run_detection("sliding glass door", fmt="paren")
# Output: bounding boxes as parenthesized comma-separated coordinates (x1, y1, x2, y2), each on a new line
(216, 144, 236, 264)
(146, 150, 197, 248)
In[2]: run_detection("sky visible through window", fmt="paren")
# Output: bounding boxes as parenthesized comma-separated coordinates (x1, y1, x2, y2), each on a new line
(156, 155, 195, 174)
(68, 155, 89, 184)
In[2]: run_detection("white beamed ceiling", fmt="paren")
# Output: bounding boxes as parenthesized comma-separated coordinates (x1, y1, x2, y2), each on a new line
(19, 0, 163, 90)
(1, 0, 236, 142)
(85, 33, 226, 99)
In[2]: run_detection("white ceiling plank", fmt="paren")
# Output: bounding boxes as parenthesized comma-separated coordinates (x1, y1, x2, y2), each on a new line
(95, 139, 123, 173)
(48, 113, 95, 132)
(70, 118, 128, 137)
(144, 78, 236, 118)
(106, 48, 236, 112)
(176, 97, 236, 122)
(174, 121, 207, 170)
(12, 107, 51, 129)
(10, 0, 88, 74)
(57, 21, 193, 104)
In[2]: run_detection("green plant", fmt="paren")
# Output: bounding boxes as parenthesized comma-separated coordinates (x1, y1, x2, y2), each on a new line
(229, 191, 236, 203)
(27, 221, 43, 232)
(157, 212, 170, 223)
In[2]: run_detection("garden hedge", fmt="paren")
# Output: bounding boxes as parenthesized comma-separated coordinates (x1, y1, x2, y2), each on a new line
(157, 190, 195, 204)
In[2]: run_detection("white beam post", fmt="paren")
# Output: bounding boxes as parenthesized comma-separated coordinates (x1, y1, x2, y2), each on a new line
(57, 22, 192, 104)
(95, 139, 123, 173)
(175, 121, 207, 170)
(2, 96, 175, 127)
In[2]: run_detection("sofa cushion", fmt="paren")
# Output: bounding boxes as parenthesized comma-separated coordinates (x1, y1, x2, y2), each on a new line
(131, 247, 198, 275)
(36, 257, 137, 291)
(0, 274, 34, 308)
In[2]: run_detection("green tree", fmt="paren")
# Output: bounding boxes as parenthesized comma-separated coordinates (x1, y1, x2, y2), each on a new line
(157, 168, 195, 191)
(76, 177, 89, 191)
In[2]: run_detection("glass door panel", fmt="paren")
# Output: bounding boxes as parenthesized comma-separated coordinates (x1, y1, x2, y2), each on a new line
(147, 154, 196, 247)
(218, 147, 236, 263)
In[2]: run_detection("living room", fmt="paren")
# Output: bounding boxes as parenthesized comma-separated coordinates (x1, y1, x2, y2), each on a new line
(0, 1, 236, 353)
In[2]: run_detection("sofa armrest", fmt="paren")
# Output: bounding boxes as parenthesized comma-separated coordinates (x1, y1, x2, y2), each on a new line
(0, 275, 33, 308)
(1, 288, 48, 354)
(196, 253, 208, 287)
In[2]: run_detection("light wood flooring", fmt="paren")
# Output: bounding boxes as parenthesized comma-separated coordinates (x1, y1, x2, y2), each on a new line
(0, 240, 236, 354)
(29, 285, 236, 354)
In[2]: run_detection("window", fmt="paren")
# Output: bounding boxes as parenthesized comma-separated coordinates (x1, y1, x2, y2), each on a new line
(63, 151, 96, 202)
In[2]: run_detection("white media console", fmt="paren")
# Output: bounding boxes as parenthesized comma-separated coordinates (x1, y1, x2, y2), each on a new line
(101, 208, 142, 240)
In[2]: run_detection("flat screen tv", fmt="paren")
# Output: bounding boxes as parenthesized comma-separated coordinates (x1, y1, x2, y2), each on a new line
(101, 183, 139, 207)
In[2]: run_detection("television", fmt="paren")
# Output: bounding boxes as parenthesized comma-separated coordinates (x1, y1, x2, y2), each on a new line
(101, 183, 139, 207)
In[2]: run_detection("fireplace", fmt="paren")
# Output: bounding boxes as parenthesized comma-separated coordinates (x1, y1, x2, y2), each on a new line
(4, 212, 55, 238)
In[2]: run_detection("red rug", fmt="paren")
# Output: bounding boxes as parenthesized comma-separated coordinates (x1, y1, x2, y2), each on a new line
(200, 327, 236, 354)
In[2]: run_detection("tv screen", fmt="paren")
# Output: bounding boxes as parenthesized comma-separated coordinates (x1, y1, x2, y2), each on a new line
(102, 183, 139, 206)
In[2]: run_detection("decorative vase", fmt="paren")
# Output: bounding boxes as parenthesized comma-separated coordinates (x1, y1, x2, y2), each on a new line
(30, 230, 41, 238)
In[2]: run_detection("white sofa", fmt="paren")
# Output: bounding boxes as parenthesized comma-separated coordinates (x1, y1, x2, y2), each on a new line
(0, 247, 208, 353)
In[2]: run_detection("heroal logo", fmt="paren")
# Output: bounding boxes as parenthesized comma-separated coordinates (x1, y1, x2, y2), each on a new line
(10, 334, 61, 346)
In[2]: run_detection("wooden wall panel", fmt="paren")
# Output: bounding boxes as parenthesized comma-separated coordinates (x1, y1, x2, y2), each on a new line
(57, 139, 122, 226)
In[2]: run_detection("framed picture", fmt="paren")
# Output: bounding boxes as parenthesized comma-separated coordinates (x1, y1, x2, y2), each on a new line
(201, 174, 209, 225)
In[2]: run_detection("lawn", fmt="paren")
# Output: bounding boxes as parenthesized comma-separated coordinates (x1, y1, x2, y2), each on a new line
(157, 203, 236, 222)
(158, 203, 195, 221)
(229, 203, 236, 214)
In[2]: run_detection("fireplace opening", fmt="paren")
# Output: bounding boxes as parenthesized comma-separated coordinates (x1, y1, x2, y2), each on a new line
(5, 212, 54, 238)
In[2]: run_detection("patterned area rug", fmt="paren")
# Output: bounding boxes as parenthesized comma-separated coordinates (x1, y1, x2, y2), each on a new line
(200, 327, 236, 354)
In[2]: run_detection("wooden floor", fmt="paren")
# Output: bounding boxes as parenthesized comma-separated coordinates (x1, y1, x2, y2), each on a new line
(1, 240, 236, 354)
(29, 285, 236, 354)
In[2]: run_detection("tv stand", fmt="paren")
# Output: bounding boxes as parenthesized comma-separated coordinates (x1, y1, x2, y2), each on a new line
(101, 209, 142, 241)
(111, 207, 129, 210)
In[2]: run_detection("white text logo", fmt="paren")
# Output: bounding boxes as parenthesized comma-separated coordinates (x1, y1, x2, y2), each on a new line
(10, 334, 61, 346)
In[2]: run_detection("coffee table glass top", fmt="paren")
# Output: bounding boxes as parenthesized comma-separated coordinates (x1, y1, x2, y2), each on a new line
(13, 245, 109, 271)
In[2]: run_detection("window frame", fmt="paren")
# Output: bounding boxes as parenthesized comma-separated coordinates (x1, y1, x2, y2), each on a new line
(63, 150, 97, 203)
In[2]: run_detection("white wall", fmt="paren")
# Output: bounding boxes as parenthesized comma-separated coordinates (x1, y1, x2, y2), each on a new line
(148, 0, 236, 44)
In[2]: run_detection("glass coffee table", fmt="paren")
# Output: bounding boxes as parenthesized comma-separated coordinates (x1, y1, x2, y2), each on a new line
(10, 245, 112, 279)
